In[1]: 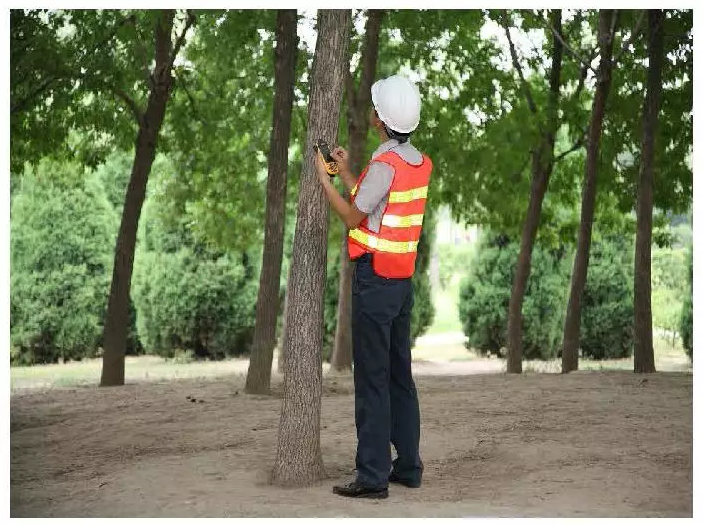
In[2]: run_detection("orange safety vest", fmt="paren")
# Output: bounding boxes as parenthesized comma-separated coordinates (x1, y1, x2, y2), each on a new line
(348, 150, 433, 279)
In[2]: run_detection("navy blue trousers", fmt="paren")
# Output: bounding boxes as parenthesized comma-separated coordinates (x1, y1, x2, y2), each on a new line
(352, 254, 423, 489)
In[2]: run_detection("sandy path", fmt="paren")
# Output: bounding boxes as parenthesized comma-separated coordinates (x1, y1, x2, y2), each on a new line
(10, 370, 692, 517)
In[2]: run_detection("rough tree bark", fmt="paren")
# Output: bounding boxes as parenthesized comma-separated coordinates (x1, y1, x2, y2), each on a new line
(505, 9, 564, 373)
(270, 9, 351, 486)
(245, 10, 299, 394)
(101, 10, 194, 386)
(330, 9, 384, 372)
(634, 10, 664, 374)
(561, 10, 617, 373)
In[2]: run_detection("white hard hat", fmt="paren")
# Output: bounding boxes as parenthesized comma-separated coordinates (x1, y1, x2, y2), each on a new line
(371, 75, 421, 134)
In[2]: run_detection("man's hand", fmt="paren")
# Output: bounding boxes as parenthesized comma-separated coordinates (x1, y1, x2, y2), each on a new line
(315, 154, 368, 230)
(331, 146, 358, 193)
(331, 147, 350, 174)
(314, 151, 329, 180)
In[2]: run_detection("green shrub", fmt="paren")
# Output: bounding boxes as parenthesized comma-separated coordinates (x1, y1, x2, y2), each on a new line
(578, 237, 634, 360)
(459, 232, 635, 361)
(10, 159, 117, 365)
(411, 214, 436, 345)
(132, 200, 258, 359)
(651, 247, 687, 339)
(459, 234, 568, 360)
(132, 248, 257, 359)
(680, 246, 693, 360)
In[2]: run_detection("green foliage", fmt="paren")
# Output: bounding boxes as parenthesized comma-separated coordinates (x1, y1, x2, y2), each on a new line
(322, 248, 342, 361)
(132, 249, 257, 359)
(604, 10, 692, 217)
(161, 10, 311, 253)
(651, 246, 687, 339)
(459, 233, 569, 360)
(459, 231, 635, 360)
(411, 207, 436, 345)
(132, 197, 258, 359)
(437, 242, 476, 290)
(10, 159, 117, 365)
(11, 10, 178, 170)
(578, 237, 634, 360)
(680, 245, 693, 360)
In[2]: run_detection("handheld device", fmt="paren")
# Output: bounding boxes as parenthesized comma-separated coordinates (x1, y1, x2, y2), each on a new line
(313, 139, 339, 177)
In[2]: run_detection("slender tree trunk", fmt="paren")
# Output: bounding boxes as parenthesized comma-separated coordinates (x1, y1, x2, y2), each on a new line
(634, 10, 664, 374)
(100, 11, 176, 387)
(506, 10, 563, 373)
(276, 283, 290, 375)
(246, 10, 298, 394)
(330, 9, 384, 372)
(271, 9, 351, 486)
(561, 10, 617, 373)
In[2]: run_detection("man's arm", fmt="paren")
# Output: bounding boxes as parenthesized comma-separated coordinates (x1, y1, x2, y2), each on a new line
(337, 165, 358, 194)
(319, 176, 367, 230)
(316, 153, 394, 231)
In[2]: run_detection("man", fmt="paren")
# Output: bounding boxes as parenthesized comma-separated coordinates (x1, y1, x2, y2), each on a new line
(314, 74, 432, 499)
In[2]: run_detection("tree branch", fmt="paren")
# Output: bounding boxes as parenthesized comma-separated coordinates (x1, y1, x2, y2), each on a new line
(175, 70, 202, 123)
(11, 76, 55, 114)
(573, 48, 596, 100)
(613, 10, 646, 64)
(543, 16, 597, 75)
(500, 12, 538, 116)
(555, 127, 588, 163)
(12, 13, 137, 116)
(168, 10, 196, 71)
(109, 86, 144, 125)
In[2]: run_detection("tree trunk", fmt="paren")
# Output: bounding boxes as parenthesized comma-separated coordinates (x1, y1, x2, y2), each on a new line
(276, 282, 290, 375)
(330, 9, 384, 372)
(246, 10, 298, 394)
(271, 9, 351, 486)
(634, 10, 664, 374)
(561, 10, 617, 373)
(100, 11, 176, 387)
(506, 10, 564, 373)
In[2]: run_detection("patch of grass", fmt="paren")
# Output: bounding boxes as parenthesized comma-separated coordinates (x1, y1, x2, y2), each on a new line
(427, 287, 462, 335)
(10, 356, 251, 390)
(521, 335, 691, 373)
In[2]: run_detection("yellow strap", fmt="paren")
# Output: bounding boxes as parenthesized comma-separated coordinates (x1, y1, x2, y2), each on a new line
(349, 229, 418, 254)
(351, 184, 358, 197)
(381, 214, 424, 228)
(388, 186, 428, 204)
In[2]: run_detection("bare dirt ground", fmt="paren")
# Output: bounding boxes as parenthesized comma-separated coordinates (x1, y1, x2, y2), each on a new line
(10, 368, 692, 518)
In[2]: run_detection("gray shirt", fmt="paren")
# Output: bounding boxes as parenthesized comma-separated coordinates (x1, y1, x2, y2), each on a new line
(354, 139, 424, 233)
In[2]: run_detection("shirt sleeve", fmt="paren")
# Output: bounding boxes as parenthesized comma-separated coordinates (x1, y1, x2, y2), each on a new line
(353, 161, 394, 214)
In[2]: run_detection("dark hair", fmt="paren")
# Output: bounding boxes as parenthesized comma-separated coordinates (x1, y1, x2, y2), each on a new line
(375, 110, 412, 144)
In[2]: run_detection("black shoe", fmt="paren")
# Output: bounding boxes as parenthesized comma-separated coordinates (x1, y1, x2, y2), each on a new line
(332, 480, 389, 499)
(388, 472, 422, 488)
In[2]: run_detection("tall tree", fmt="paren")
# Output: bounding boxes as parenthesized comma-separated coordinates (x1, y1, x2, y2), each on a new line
(101, 11, 196, 386)
(330, 9, 385, 372)
(503, 9, 564, 373)
(11, 10, 199, 385)
(245, 10, 299, 394)
(633, 10, 665, 374)
(271, 9, 351, 486)
(561, 10, 618, 373)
